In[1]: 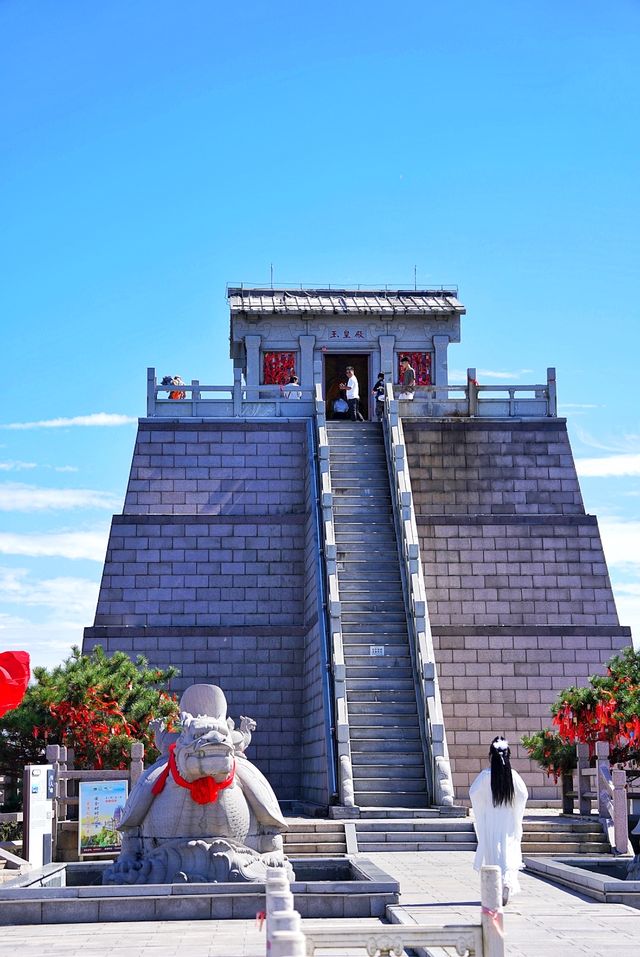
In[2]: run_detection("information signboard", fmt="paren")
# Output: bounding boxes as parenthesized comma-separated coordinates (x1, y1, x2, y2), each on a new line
(78, 780, 128, 857)
(23, 764, 54, 867)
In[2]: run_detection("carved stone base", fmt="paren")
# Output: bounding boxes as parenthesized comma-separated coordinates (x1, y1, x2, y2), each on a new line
(103, 838, 294, 885)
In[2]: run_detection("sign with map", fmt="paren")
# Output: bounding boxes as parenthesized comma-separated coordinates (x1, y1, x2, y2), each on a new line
(78, 780, 128, 857)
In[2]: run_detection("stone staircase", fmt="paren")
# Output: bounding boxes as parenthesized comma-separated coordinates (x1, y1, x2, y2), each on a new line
(521, 816, 611, 855)
(282, 820, 348, 856)
(355, 817, 476, 852)
(326, 420, 431, 809)
(281, 815, 612, 856)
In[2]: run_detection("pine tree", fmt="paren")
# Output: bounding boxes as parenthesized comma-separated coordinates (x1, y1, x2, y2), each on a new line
(0, 645, 179, 780)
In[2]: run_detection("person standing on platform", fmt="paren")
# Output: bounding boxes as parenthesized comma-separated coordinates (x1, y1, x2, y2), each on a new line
(282, 373, 302, 399)
(398, 355, 416, 400)
(372, 372, 386, 420)
(345, 366, 364, 421)
(470, 736, 528, 906)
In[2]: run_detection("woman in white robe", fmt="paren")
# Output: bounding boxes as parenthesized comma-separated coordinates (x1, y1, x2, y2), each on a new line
(470, 736, 528, 905)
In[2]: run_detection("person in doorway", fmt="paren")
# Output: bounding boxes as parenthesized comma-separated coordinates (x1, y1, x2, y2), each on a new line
(345, 366, 364, 421)
(470, 736, 528, 906)
(398, 356, 416, 399)
(372, 372, 385, 420)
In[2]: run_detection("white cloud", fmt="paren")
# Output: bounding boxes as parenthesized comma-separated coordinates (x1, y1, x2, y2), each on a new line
(574, 427, 640, 454)
(0, 569, 101, 670)
(0, 461, 37, 471)
(476, 368, 534, 380)
(0, 482, 120, 511)
(576, 453, 640, 478)
(598, 519, 640, 571)
(0, 527, 109, 561)
(0, 568, 100, 617)
(1, 413, 137, 430)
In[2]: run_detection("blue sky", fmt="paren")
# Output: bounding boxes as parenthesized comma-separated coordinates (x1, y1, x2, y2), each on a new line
(1, 0, 638, 670)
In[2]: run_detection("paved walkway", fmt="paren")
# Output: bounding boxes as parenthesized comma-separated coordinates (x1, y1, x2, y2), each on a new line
(1, 850, 640, 956)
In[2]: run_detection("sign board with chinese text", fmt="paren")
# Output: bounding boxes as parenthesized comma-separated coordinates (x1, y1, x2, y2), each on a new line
(78, 779, 128, 857)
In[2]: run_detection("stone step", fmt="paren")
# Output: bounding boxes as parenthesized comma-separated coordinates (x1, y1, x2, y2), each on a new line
(357, 839, 477, 852)
(356, 819, 474, 832)
(283, 842, 348, 855)
(348, 700, 418, 716)
(346, 666, 414, 680)
(354, 792, 430, 809)
(348, 714, 419, 731)
(346, 679, 415, 693)
(350, 730, 422, 746)
(351, 753, 425, 769)
(338, 582, 404, 596)
(521, 841, 610, 854)
(523, 819, 606, 834)
(340, 600, 406, 614)
(285, 821, 347, 834)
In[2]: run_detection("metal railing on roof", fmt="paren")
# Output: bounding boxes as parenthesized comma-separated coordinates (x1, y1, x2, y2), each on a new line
(226, 282, 459, 295)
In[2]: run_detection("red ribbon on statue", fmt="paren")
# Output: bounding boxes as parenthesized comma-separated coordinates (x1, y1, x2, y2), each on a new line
(151, 742, 236, 805)
(0, 651, 30, 718)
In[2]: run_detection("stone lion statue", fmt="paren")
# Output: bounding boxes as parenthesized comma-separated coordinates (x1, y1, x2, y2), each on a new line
(103, 683, 292, 884)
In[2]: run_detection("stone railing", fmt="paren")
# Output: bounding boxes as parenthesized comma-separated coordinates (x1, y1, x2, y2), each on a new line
(396, 367, 557, 418)
(147, 368, 315, 418)
(265, 864, 505, 957)
(382, 383, 455, 806)
(146, 366, 557, 420)
(313, 384, 356, 810)
(45, 743, 145, 861)
(564, 741, 630, 855)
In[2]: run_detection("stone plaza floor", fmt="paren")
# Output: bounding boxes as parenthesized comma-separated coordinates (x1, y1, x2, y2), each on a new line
(1, 849, 640, 956)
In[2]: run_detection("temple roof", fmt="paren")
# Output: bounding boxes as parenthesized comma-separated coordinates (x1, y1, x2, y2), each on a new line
(227, 287, 465, 316)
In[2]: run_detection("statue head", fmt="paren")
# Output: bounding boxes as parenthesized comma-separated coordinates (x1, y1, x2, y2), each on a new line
(173, 684, 236, 782)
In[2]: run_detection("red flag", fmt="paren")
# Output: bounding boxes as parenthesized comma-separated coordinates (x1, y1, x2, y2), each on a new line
(0, 651, 31, 717)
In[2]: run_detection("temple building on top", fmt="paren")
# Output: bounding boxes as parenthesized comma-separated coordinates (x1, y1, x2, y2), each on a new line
(84, 285, 630, 813)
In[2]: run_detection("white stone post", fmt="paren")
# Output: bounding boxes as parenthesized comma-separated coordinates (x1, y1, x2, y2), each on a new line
(481, 865, 505, 957)
(577, 742, 592, 815)
(432, 334, 450, 393)
(244, 334, 262, 401)
(298, 334, 316, 396)
(612, 768, 629, 855)
(595, 741, 610, 818)
(265, 866, 294, 951)
(130, 741, 144, 788)
(378, 334, 395, 381)
(547, 367, 557, 417)
(467, 368, 478, 417)
(147, 367, 156, 416)
(270, 911, 306, 957)
(233, 367, 243, 416)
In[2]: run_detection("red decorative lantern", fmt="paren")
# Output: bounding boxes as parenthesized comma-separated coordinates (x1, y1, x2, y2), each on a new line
(0, 651, 30, 717)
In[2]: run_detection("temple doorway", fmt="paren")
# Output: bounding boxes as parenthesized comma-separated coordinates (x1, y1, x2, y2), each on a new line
(324, 353, 370, 420)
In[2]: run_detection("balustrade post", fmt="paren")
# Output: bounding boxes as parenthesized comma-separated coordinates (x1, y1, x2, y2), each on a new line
(481, 865, 505, 957)
(147, 367, 156, 417)
(233, 367, 242, 416)
(612, 768, 629, 854)
(547, 367, 557, 417)
(576, 742, 591, 815)
(45, 744, 61, 857)
(130, 742, 144, 788)
(467, 368, 478, 417)
(595, 741, 610, 818)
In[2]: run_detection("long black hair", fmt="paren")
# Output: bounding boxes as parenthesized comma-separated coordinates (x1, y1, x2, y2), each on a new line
(489, 736, 515, 807)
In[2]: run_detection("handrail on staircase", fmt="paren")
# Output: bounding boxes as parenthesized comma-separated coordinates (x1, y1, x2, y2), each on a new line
(382, 383, 455, 806)
(306, 417, 339, 805)
(313, 383, 356, 808)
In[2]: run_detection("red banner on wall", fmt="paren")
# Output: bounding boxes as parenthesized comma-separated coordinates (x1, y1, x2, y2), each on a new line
(263, 352, 297, 385)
